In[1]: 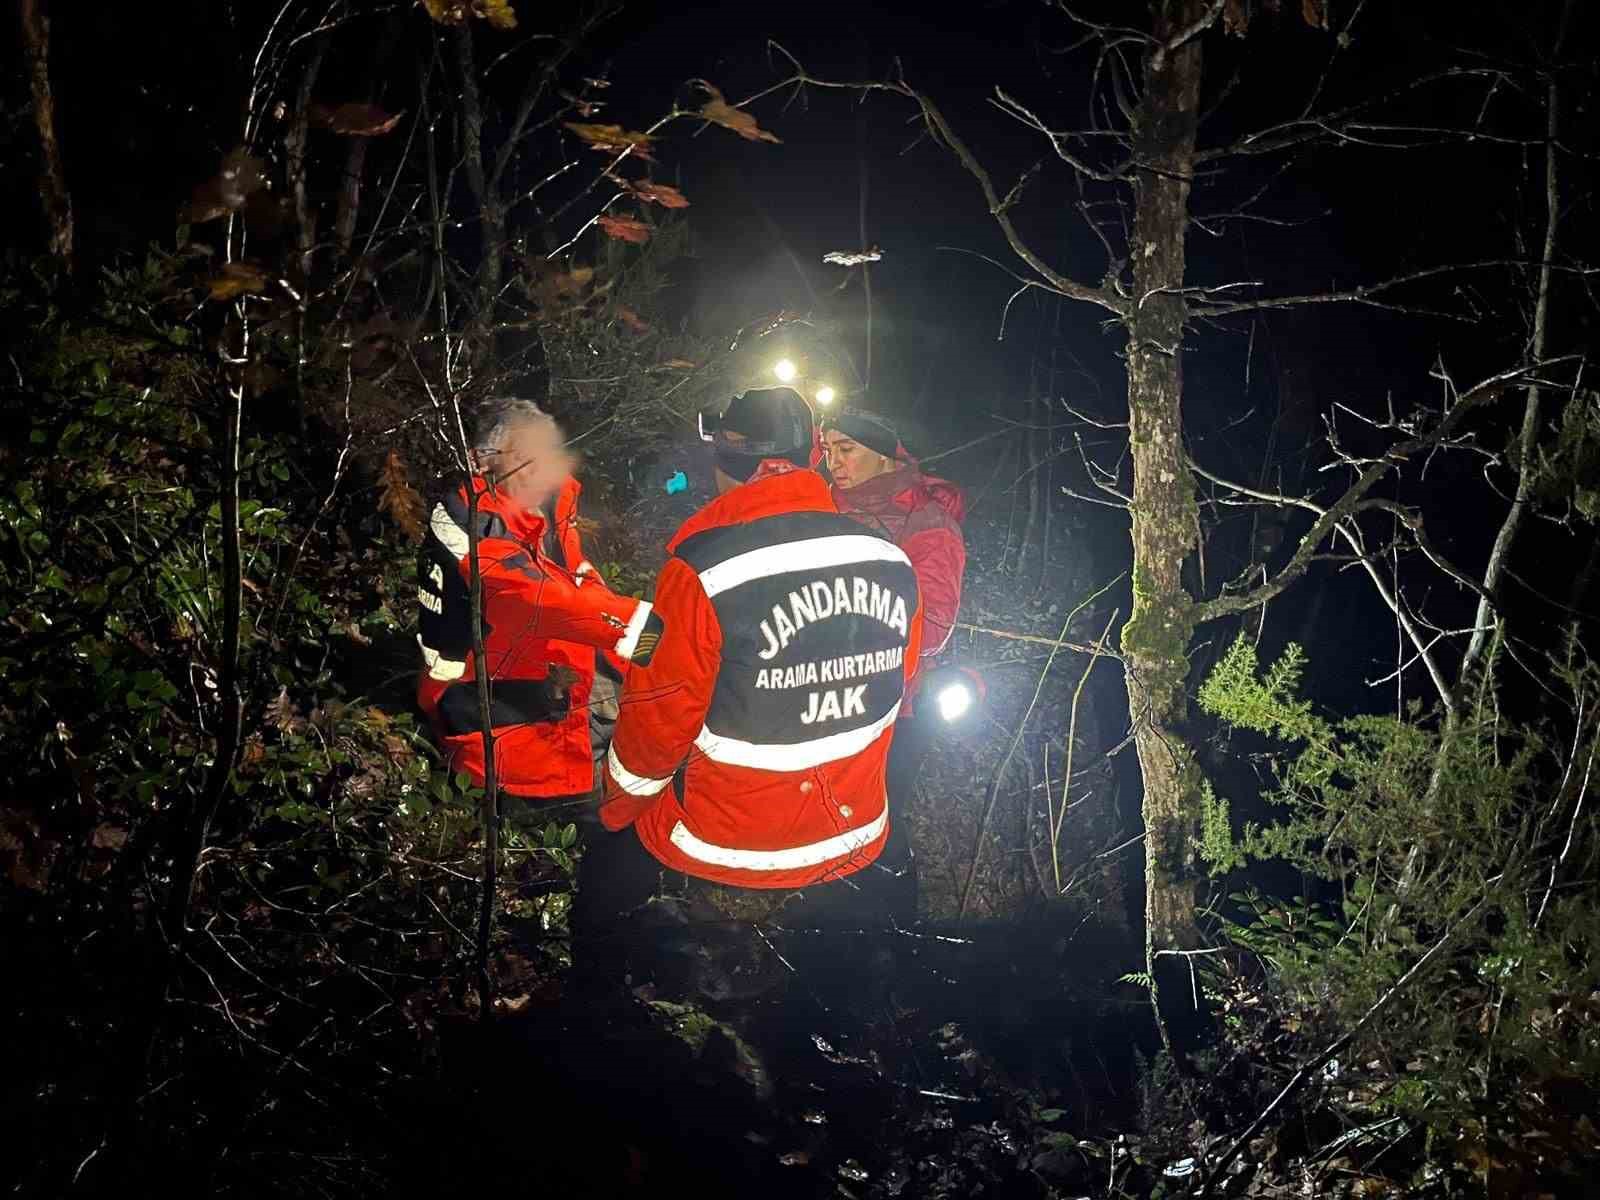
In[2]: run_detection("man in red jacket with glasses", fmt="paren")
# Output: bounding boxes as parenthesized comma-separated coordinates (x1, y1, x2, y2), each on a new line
(415, 399, 661, 808)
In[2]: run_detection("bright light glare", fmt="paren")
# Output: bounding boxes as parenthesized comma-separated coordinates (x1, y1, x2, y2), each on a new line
(815, 385, 836, 406)
(772, 358, 798, 383)
(936, 682, 973, 723)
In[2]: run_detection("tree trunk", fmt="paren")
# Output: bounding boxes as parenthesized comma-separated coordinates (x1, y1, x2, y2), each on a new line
(454, 24, 504, 345)
(334, 16, 402, 262)
(18, 0, 73, 271)
(1121, 2, 1205, 951)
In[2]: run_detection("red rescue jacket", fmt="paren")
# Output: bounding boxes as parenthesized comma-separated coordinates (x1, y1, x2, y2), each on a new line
(416, 475, 659, 798)
(832, 456, 966, 663)
(599, 463, 924, 889)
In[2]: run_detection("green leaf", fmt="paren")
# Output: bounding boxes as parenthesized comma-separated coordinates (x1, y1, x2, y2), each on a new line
(454, 771, 473, 792)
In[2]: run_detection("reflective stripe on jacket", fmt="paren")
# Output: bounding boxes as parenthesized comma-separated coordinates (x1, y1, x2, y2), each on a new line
(600, 463, 923, 888)
(416, 475, 660, 797)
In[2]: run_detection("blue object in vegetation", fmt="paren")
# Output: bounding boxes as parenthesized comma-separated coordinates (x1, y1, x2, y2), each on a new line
(664, 470, 688, 495)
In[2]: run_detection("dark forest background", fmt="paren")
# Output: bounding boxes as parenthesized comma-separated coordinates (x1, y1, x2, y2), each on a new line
(3, 1, 1599, 1196)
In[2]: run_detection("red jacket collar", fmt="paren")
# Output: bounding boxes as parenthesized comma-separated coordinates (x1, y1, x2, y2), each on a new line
(667, 461, 835, 553)
(833, 462, 967, 525)
(462, 473, 582, 543)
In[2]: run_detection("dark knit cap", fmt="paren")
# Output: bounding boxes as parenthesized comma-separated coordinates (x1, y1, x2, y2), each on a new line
(823, 407, 900, 459)
(713, 386, 812, 481)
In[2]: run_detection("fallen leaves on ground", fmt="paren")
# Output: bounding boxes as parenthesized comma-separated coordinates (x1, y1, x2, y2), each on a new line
(614, 306, 649, 334)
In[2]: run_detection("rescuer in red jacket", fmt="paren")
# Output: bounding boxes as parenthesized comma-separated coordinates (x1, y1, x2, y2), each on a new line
(821, 405, 968, 917)
(415, 399, 662, 801)
(576, 386, 924, 975)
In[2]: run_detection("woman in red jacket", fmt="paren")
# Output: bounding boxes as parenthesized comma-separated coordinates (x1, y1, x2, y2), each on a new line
(821, 406, 967, 919)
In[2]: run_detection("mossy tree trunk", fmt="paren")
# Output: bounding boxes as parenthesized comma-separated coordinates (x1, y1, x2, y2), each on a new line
(1121, 1, 1204, 951)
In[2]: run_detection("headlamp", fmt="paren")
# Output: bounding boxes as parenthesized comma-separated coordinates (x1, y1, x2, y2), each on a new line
(814, 385, 836, 406)
(772, 358, 798, 383)
(936, 681, 974, 722)
(922, 664, 988, 730)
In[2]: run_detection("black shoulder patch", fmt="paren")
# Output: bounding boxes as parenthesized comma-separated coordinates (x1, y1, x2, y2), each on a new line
(630, 608, 667, 667)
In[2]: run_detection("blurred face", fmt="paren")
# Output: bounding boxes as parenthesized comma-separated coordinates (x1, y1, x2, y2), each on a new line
(822, 429, 895, 490)
(483, 416, 575, 511)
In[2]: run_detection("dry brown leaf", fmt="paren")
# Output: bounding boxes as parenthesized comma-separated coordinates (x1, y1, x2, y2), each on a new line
(208, 262, 272, 302)
(186, 147, 268, 223)
(473, 0, 517, 29)
(378, 449, 427, 542)
(565, 122, 656, 159)
(1224, 0, 1250, 35)
(1302, 0, 1329, 28)
(90, 824, 129, 851)
(310, 101, 404, 136)
(615, 306, 650, 334)
(630, 181, 690, 209)
(692, 81, 781, 144)
(421, 0, 468, 24)
(597, 214, 651, 244)
(560, 88, 602, 117)
(266, 686, 303, 733)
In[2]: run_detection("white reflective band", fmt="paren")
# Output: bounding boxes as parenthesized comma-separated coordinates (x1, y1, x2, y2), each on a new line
(694, 701, 900, 771)
(668, 805, 888, 872)
(613, 599, 654, 661)
(575, 559, 596, 581)
(696, 534, 910, 599)
(418, 636, 467, 682)
(429, 503, 469, 559)
(606, 744, 671, 797)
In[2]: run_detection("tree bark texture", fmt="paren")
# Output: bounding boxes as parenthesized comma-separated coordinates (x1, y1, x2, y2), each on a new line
(19, 0, 73, 271)
(1121, 0, 1205, 951)
(454, 24, 504, 341)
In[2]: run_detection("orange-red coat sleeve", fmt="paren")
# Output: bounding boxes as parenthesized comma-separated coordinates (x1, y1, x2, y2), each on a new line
(901, 523, 964, 659)
(469, 537, 649, 659)
(598, 556, 722, 829)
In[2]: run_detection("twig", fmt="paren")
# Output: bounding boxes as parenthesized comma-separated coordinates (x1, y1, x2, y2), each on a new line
(955, 621, 1119, 657)
(1051, 611, 1118, 893)
(1199, 897, 1487, 1194)
(957, 575, 1124, 918)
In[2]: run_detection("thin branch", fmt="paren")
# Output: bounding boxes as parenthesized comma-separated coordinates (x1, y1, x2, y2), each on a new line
(1199, 898, 1488, 1194)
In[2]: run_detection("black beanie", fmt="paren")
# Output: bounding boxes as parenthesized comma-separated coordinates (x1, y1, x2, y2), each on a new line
(713, 386, 812, 481)
(824, 407, 900, 459)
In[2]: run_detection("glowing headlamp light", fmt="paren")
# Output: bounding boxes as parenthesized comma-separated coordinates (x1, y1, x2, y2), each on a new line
(936, 681, 974, 723)
(814, 385, 836, 406)
(772, 358, 798, 383)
